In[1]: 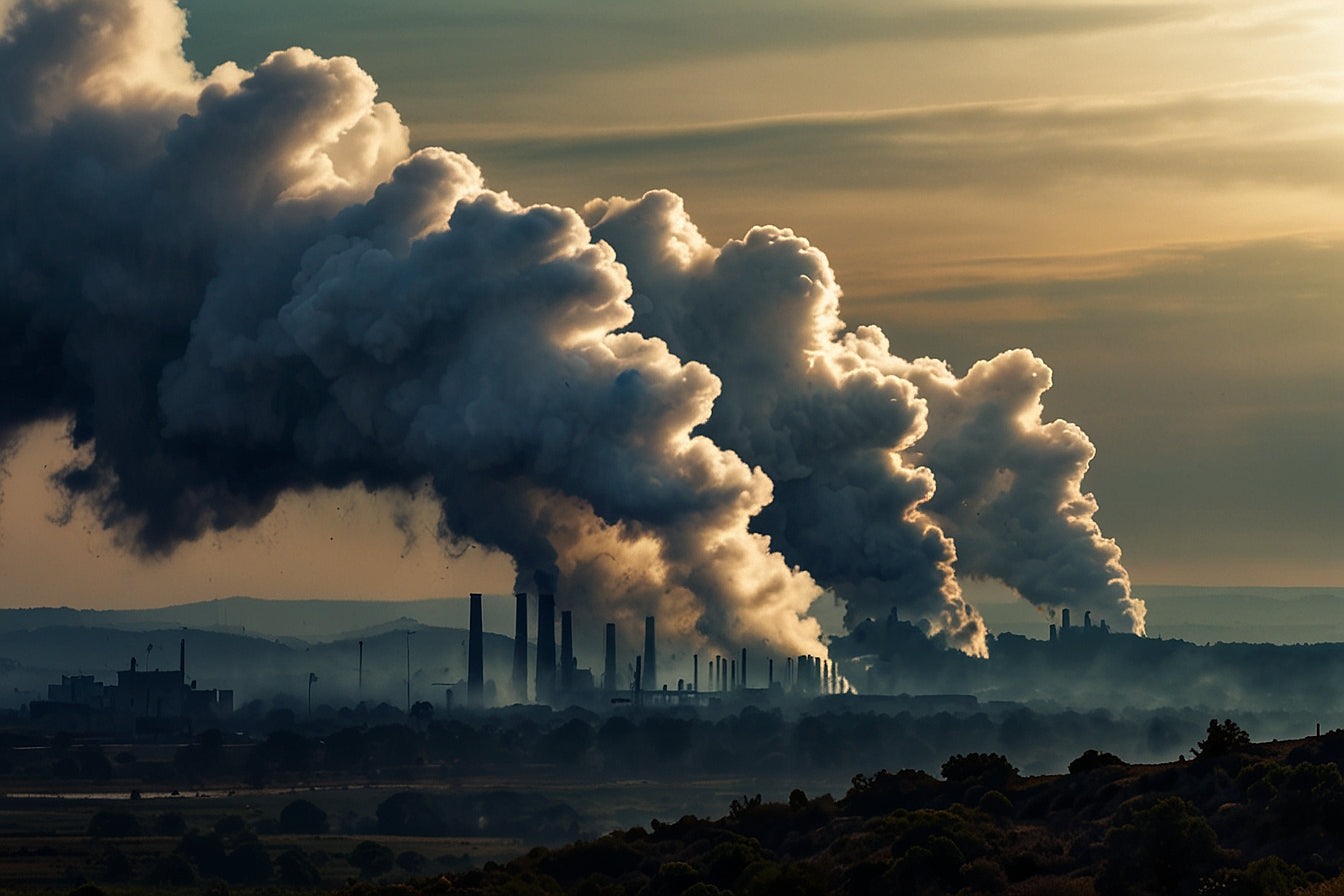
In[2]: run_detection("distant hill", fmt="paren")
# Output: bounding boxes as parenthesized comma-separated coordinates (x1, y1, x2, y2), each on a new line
(0, 594, 515, 640)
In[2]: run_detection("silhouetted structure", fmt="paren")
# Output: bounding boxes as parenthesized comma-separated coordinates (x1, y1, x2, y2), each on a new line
(512, 593, 528, 702)
(741, 647, 747, 688)
(643, 616, 657, 693)
(603, 623, 617, 690)
(537, 593, 556, 704)
(468, 592, 484, 708)
(560, 610, 574, 693)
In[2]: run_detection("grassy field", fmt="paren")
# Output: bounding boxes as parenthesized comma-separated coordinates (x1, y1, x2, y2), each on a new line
(0, 772, 840, 890)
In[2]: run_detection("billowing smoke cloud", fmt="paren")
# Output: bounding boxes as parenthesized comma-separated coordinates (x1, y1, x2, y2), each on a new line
(0, 0, 1142, 664)
(584, 193, 986, 653)
(585, 193, 1144, 651)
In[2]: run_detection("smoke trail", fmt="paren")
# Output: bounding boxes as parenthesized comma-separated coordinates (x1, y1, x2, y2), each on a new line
(0, 0, 1143, 662)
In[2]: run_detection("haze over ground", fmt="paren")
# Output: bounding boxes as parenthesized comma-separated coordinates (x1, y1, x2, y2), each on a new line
(0, 0, 1339, 656)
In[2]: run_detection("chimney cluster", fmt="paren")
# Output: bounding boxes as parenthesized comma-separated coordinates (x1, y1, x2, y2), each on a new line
(457, 592, 851, 708)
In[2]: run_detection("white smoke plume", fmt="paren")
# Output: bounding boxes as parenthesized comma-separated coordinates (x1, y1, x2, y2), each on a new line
(0, 0, 1143, 664)
(585, 193, 1143, 650)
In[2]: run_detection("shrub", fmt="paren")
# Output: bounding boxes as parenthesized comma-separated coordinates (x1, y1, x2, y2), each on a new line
(941, 753, 1019, 789)
(1069, 749, 1125, 774)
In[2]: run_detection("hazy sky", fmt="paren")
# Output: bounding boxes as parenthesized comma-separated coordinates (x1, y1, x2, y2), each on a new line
(1, 0, 1340, 617)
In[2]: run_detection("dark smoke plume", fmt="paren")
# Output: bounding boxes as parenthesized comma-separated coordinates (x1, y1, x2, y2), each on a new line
(0, 0, 1142, 662)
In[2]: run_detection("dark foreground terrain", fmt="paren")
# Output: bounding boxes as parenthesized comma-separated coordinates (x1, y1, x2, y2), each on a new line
(8, 721, 1344, 894)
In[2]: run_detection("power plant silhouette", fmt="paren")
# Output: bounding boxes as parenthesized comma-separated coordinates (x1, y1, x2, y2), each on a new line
(462, 592, 848, 709)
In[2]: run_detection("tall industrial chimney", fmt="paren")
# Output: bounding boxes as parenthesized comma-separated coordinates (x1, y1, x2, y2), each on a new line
(741, 648, 747, 689)
(1061, 608, 1071, 631)
(468, 592, 484, 708)
(536, 593, 556, 704)
(560, 610, 574, 693)
(604, 623, 617, 690)
(179, 638, 185, 677)
(512, 593, 528, 702)
(643, 616, 657, 694)
(693, 653, 699, 692)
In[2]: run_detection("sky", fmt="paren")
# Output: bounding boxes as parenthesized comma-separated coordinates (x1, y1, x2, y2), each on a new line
(0, 0, 1340, 644)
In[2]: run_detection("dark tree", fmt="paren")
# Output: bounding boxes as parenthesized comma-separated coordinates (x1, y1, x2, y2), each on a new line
(278, 798, 328, 834)
(275, 848, 323, 888)
(148, 854, 196, 887)
(349, 840, 395, 878)
(1097, 797, 1222, 896)
(87, 811, 140, 838)
(1193, 718, 1252, 758)
(226, 840, 273, 884)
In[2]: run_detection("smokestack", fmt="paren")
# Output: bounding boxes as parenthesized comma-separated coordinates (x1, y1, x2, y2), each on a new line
(560, 610, 574, 693)
(1049, 623, 1057, 642)
(730, 659, 736, 689)
(1061, 608, 1071, 630)
(741, 647, 747, 689)
(604, 623, 617, 690)
(693, 653, 698, 692)
(358, 640, 364, 702)
(634, 655, 643, 694)
(512, 593, 528, 702)
(768, 658, 773, 688)
(1084, 610, 1092, 629)
(536, 593, 556, 704)
(179, 638, 185, 676)
(468, 592, 484, 708)
(643, 616, 657, 694)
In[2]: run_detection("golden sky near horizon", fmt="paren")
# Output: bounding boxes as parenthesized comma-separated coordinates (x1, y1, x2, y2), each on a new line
(0, 0, 1340, 612)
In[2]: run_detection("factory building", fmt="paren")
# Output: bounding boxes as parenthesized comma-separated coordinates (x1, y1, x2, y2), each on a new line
(30, 639, 232, 736)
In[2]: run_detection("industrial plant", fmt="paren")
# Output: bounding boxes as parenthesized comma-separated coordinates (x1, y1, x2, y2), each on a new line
(456, 592, 850, 712)
(30, 639, 232, 735)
